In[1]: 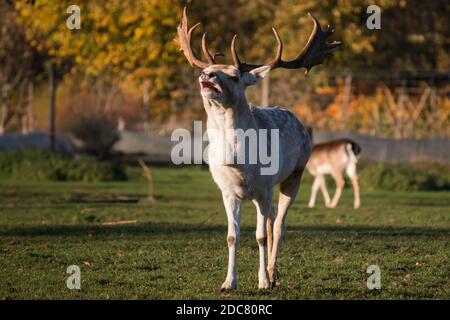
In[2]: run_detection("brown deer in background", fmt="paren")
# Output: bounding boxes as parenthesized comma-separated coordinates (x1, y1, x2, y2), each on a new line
(177, 8, 340, 290)
(306, 138, 361, 209)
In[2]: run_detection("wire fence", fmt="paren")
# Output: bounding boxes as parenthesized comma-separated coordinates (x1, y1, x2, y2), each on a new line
(253, 69, 450, 139)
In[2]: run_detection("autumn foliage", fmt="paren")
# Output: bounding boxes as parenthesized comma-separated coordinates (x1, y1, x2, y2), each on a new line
(0, 0, 448, 138)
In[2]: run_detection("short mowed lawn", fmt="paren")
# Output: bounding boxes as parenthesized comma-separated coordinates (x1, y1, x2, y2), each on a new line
(0, 166, 448, 299)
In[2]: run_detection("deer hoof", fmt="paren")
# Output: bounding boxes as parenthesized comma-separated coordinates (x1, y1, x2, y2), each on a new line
(258, 279, 271, 290)
(220, 280, 236, 292)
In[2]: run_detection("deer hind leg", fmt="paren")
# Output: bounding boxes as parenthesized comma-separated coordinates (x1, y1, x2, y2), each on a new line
(346, 162, 360, 209)
(252, 190, 273, 289)
(308, 175, 321, 208)
(220, 193, 241, 291)
(329, 170, 345, 208)
(268, 170, 303, 288)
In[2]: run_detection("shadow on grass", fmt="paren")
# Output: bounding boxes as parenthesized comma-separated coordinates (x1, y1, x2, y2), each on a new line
(66, 198, 140, 204)
(353, 193, 450, 207)
(1, 223, 449, 238)
(1, 191, 219, 205)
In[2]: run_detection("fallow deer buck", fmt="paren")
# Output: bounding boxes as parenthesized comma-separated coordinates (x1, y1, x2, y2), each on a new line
(177, 7, 340, 290)
(307, 139, 361, 209)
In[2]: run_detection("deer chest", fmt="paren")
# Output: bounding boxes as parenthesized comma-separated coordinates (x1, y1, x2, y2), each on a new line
(209, 164, 254, 199)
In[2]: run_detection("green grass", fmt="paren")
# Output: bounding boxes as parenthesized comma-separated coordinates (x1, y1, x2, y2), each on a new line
(0, 166, 449, 300)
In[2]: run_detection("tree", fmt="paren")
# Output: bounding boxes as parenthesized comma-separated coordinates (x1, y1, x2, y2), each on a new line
(9, 0, 448, 139)
(0, 1, 45, 134)
(15, 0, 73, 149)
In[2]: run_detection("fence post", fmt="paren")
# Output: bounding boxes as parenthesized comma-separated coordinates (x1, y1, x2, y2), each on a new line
(261, 74, 270, 106)
(342, 71, 352, 128)
(143, 80, 150, 133)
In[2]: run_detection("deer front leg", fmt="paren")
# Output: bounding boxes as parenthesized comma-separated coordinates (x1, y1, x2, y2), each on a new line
(268, 171, 302, 288)
(308, 175, 321, 208)
(266, 205, 275, 263)
(319, 176, 331, 207)
(253, 192, 272, 289)
(221, 193, 241, 291)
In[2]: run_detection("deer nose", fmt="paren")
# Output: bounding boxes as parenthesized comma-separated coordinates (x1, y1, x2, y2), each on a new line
(200, 71, 215, 81)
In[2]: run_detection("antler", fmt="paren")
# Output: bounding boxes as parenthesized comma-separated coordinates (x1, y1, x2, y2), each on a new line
(177, 7, 220, 68)
(231, 13, 342, 74)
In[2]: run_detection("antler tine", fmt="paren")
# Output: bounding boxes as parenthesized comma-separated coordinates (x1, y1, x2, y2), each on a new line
(201, 33, 215, 65)
(273, 13, 342, 74)
(232, 13, 341, 74)
(231, 34, 270, 73)
(177, 7, 212, 69)
(267, 27, 283, 69)
(231, 34, 241, 68)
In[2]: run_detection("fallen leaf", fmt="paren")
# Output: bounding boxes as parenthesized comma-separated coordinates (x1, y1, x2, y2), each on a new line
(334, 256, 343, 264)
(84, 261, 93, 268)
(415, 262, 425, 268)
(399, 246, 409, 253)
(402, 273, 412, 284)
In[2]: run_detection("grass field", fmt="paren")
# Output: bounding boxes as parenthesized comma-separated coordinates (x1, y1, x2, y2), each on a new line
(0, 166, 449, 300)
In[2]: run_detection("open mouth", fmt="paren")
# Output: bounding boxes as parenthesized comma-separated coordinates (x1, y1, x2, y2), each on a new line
(201, 81, 222, 95)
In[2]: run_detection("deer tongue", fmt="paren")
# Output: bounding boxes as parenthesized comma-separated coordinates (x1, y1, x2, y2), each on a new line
(201, 81, 221, 94)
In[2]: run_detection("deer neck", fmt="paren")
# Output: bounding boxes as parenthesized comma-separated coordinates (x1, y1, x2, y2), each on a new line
(202, 95, 255, 133)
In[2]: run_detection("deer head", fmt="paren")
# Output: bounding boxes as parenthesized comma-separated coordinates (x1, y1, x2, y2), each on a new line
(177, 7, 341, 106)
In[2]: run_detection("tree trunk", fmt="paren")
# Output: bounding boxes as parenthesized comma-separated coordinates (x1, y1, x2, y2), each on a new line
(27, 81, 34, 133)
(104, 85, 117, 112)
(0, 84, 11, 135)
(48, 63, 58, 152)
(0, 84, 10, 135)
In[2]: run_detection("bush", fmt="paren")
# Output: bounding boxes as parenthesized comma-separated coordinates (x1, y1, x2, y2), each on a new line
(0, 150, 127, 182)
(359, 162, 450, 191)
(68, 112, 119, 160)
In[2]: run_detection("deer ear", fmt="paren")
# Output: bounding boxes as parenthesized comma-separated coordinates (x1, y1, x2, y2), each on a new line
(242, 65, 271, 86)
